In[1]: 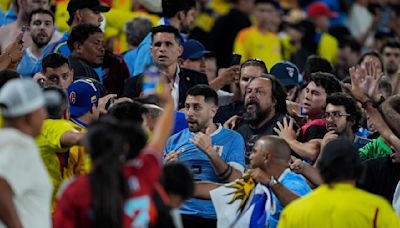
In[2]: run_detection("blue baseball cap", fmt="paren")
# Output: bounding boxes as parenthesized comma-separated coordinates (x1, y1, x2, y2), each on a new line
(180, 39, 211, 60)
(67, 79, 100, 117)
(270, 61, 302, 87)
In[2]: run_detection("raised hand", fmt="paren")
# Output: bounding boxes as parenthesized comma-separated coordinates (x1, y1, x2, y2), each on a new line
(274, 117, 296, 141)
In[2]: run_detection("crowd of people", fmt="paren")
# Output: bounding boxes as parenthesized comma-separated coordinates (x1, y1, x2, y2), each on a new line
(1, 0, 400, 227)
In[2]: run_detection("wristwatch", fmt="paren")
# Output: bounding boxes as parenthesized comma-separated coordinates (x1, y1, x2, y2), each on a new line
(268, 176, 278, 187)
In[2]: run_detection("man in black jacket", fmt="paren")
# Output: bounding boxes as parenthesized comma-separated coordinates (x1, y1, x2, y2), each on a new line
(123, 25, 208, 110)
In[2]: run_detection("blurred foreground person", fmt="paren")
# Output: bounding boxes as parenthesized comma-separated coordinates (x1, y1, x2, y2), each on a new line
(0, 79, 52, 228)
(279, 138, 399, 228)
(54, 85, 175, 227)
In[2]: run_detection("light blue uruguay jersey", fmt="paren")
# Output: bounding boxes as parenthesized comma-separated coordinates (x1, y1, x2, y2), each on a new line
(164, 124, 245, 219)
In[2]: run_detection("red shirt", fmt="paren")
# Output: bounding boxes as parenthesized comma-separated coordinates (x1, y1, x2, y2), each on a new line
(53, 147, 161, 228)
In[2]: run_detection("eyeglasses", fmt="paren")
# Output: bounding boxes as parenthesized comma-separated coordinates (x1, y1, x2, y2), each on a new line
(323, 112, 350, 119)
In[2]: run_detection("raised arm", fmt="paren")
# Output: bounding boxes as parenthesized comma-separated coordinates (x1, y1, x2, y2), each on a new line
(274, 118, 321, 161)
(60, 131, 85, 147)
(148, 87, 175, 153)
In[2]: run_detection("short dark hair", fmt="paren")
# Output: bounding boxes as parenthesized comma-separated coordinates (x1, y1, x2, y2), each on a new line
(151, 25, 181, 44)
(260, 74, 288, 114)
(106, 101, 147, 124)
(318, 138, 364, 184)
(381, 40, 400, 52)
(241, 58, 268, 74)
(339, 37, 361, 54)
(42, 53, 71, 73)
(160, 162, 194, 199)
(186, 84, 218, 106)
(162, 0, 196, 18)
(28, 8, 54, 25)
(357, 51, 385, 73)
(308, 72, 342, 95)
(326, 92, 361, 133)
(43, 86, 69, 119)
(303, 55, 334, 81)
(0, 70, 20, 89)
(67, 23, 103, 51)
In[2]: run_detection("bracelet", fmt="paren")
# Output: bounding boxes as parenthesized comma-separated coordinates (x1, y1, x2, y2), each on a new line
(220, 166, 233, 182)
(218, 164, 232, 179)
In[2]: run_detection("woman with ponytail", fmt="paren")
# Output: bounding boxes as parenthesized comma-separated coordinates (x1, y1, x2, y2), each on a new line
(53, 87, 175, 228)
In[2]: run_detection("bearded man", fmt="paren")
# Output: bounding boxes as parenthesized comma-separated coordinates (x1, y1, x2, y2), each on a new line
(236, 75, 289, 165)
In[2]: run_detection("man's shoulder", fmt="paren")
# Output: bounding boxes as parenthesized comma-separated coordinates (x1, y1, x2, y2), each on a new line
(180, 68, 208, 83)
(218, 127, 243, 138)
(136, 33, 152, 50)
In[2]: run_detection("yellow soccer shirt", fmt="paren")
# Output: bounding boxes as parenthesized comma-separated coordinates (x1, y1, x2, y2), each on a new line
(104, 9, 159, 53)
(35, 119, 77, 211)
(317, 32, 338, 65)
(67, 119, 91, 176)
(234, 26, 282, 70)
(279, 183, 400, 228)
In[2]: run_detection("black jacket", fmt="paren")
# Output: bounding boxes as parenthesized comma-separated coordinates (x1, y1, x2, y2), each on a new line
(123, 67, 209, 109)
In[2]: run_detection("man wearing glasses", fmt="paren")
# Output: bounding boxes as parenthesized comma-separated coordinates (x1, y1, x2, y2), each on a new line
(320, 92, 362, 152)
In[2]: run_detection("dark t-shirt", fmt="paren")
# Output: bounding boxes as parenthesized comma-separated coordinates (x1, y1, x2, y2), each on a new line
(214, 101, 245, 124)
(297, 119, 327, 143)
(358, 156, 400, 202)
(236, 113, 286, 164)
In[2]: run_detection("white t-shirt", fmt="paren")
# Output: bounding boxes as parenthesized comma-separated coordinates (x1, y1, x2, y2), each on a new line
(0, 128, 52, 228)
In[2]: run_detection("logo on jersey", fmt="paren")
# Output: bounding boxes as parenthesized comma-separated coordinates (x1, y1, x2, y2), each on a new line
(69, 91, 76, 104)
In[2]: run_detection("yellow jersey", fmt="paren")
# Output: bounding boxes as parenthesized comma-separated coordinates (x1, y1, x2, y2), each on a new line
(104, 9, 159, 53)
(317, 32, 338, 65)
(35, 119, 76, 211)
(279, 183, 400, 228)
(67, 119, 91, 177)
(234, 26, 282, 70)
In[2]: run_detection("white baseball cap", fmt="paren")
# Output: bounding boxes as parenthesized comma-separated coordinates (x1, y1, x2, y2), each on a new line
(0, 79, 47, 118)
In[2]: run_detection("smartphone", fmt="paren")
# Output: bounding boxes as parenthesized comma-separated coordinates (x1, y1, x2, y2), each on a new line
(143, 65, 163, 96)
(230, 53, 242, 66)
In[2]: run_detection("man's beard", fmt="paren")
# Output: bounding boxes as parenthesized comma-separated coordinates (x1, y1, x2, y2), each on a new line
(32, 33, 51, 49)
(387, 65, 399, 76)
(187, 119, 208, 133)
(243, 102, 271, 126)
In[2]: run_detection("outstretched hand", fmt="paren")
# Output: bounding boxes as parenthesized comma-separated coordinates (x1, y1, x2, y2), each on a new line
(274, 117, 296, 141)
(349, 61, 382, 103)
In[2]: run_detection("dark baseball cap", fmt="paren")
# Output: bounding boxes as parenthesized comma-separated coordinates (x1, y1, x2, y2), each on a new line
(181, 39, 211, 60)
(270, 61, 302, 87)
(67, 79, 100, 117)
(67, 0, 111, 14)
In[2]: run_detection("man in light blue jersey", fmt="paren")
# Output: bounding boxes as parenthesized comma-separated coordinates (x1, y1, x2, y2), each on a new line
(164, 85, 245, 227)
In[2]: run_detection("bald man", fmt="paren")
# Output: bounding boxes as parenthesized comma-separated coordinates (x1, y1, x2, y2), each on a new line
(248, 136, 311, 227)
(193, 136, 311, 228)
